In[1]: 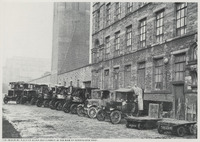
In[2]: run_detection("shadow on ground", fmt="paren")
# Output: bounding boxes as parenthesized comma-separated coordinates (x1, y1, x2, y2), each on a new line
(2, 117, 21, 138)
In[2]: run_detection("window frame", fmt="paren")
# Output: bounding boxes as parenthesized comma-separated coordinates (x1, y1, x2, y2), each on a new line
(174, 54, 186, 81)
(154, 58, 164, 90)
(96, 10, 100, 30)
(176, 3, 187, 36)
(126, 25, 132, 50)
(115, 2, 121, 20)
(106, 3, 111, 26)
(105, 36, 110, 60)
(127, 2, 133, 13)
(114, 31, 120, 56)
(140, 18, 146, 48)
(156, 10, 164, 43)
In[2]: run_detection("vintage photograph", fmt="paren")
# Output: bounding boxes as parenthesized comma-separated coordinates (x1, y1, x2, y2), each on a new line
(1, 1, 198, 139)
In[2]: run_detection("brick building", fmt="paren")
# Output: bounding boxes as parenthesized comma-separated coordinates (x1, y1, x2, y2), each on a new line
(51, 2, 92, 87)
(91, 2, 197, 120)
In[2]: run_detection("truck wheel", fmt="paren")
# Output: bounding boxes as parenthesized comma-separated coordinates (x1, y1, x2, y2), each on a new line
(16, 97, 20, 104)
(49, 101, 55, 109)
(96, 109, 106, 121)
(158, 126, 164, 134)
(70, 104, 78, 114)
(63, 103, 70, 113)
(43, 100, 49, 107)
(88, 107, 97, 119)
(110, 110, 121, 124)
(57, 102, 63, 111)
(55, 101, 60, 110)
(188, 125, 195, 135)
(30, 98, 35, 105)
(176, 126, 186, 137)
(20, 97, 26, 104)
(36, 100, 42, 107)
(3, 97, 8, 104)
(137, 122, 145, 130)
(77, 106, 84, 117)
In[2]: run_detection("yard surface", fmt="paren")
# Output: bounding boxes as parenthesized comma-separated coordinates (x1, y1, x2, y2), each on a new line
(2, 102, 197, 139)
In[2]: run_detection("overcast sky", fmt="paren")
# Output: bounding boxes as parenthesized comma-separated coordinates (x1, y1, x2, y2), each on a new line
(1, 2, 53, 66)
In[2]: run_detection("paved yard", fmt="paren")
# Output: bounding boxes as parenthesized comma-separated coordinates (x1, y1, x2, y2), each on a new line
(2, 102, 197, 139)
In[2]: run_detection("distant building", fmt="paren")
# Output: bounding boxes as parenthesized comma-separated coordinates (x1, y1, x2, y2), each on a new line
(91, 2, 197, 121)
(3, 56, 51, 92)
(51, 2, 92, 87)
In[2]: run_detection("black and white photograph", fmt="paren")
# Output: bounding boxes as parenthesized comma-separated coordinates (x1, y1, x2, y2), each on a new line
(0, 0, 198, 140)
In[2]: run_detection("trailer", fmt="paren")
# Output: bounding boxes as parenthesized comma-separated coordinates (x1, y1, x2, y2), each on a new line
(157, 118, 197, 137)
(125, 116, 162, 130)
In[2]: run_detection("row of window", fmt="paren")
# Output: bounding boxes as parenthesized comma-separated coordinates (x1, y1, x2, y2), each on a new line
(97, 54, 186, 90)
(94, 3, 187, 62)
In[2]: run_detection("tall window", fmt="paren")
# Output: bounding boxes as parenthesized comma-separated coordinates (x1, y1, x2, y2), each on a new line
(125, 65, 131, 87)
(175, 54, 186, 81)
(113, 67, 119, 89)
(105, 36, 110, 60)
(106, 3, 111, 25)
(104, 69, 109, 89)
(156, 10, 164, 43)
(127, 2, 133, 13)
(115, 3, 121, 20)
(126, 25, 132, 51)
(140, 18, 146, 48)
(176, 3, 187, 36)
(114, 31, 120, 56)
(138, 62, 145, 89)
(96, 10, 100, 30)
(154, 58, 163, 90)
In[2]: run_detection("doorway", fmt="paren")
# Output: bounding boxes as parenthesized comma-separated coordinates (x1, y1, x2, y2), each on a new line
(173, 84, 185, 120)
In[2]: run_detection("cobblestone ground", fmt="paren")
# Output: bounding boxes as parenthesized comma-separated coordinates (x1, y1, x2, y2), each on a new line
(2, 102, 197, 139)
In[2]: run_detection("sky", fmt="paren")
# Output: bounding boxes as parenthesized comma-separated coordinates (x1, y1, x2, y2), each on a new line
(1, 2, 53, 66)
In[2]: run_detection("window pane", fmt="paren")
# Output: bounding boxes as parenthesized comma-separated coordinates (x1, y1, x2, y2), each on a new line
(181, 9, 185, 17)
(160, 36, 163, 42)
(156, 20, 159, 27)
(177, 19, 180, 28)
(181, 28, 185, 35)
(181, 18, 185, 27)
(157, 29, 159, 35)
(177, 11, 180, 19)
(160, 27, 163, 34)
(179, 72, 183, 80)
(177, 29, 181, 35)
(177, 4, 181, 10)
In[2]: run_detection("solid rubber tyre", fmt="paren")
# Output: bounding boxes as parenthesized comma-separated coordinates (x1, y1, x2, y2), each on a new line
(3, 97, 8, 104)
(63, 103, 70, 113)
(36, 100, 43, 107)
(88, 107, 97, 119)
(70, 104, 78, 114)
(43, 100, 49, 107)
(77, 106, 85, 117)
(30, 98, 35, 105)
(176, 126, 186, 137)
(158, 126, 164, 134)
(16, 97, 20, 104)
(110, 110, 121, 124)
(96, 109, 106, 121)
(57, 102, 63, 111)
